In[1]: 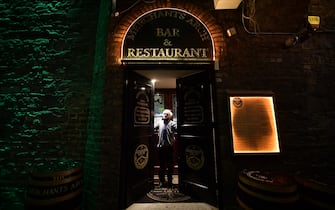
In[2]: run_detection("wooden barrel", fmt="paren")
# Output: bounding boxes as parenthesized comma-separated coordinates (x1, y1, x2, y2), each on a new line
(295, 175, 335, 209)
(236, 169, 299, 210)
(25, 160, 83, 210)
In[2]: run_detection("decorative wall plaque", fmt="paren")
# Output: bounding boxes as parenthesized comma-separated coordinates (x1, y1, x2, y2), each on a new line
(185, 144, 205, 170)
(134, 144, 149, 169)
(134, 90, 150, 125)
(228, 95, 280, 154)
(183, 88, 204, 124)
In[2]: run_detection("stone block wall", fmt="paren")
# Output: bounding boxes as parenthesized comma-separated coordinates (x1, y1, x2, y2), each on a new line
(0, 0, 99, 209)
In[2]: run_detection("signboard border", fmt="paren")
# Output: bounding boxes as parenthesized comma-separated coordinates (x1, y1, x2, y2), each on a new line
(226, 90, 281, 155)
(121, 7, 215, 64)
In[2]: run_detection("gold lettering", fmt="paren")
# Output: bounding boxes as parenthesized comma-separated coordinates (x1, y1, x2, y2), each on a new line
(157, 48, 165, 57)
(125, 10, 210, 41)
(178, 12, 186, 20)
(199, 31, 211, 41)
(174, 48, 183, 57)
(201, 48, 208, 57)
(148, 12, 159, 20)
(156, 28, 180, 37)
(156, 28, 165, 37)
(127, 48, 136, 57)
(143, 48, 151, 57)
(185, 18, 210, 41)
(190, 49, 198, 57)
(126, 34, 135, 41)
(152, 48, 159, 57)
(165, 48, 173, 57)
(183, 48, 191, 57)
(126, 48, 209, 58)
(136, 48, 143, 56)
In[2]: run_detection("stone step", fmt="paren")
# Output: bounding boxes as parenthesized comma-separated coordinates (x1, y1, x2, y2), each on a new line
(126, 203, 218, 210)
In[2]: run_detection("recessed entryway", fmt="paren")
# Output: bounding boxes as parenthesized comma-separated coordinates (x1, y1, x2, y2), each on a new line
(118, 6, 221, 209)
(121, 68, 219, 208)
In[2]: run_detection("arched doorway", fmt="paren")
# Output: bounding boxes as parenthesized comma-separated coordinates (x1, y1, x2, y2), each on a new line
(111, 7, 223, 209)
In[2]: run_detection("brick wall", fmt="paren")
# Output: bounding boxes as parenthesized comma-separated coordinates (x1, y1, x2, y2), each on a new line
(215, 31, 335, 204)
(217, 0, 335, 172)
(215, 0, 335, 205)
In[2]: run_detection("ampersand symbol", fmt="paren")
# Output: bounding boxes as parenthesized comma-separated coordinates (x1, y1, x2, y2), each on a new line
(163, 39, 173, 46)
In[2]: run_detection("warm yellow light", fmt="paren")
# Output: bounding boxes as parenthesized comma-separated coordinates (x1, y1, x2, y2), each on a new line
(227, 27, 237, 37)
(308, 16, 320, 30)
(308, 16, 320, 25)
(230, 96, 280, 153)
(214, 0, 242, 10)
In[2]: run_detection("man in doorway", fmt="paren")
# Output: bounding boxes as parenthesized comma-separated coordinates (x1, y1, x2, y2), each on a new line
(154, 109, 177, 188)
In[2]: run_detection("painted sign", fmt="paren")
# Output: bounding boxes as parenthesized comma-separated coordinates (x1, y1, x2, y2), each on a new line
(183, 88, 204, 124)
(229, 96, 280, 154)
(134, 90, 150, 125)
(122, 8, 213, 63)
(185, 144, 205, 170)
(134, 144, 149, 169)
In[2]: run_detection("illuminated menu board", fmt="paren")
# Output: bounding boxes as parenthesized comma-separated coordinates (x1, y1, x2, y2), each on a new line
(229, 95, 280, 154)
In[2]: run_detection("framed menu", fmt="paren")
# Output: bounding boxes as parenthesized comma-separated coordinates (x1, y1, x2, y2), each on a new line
(227, 91, 280, 154)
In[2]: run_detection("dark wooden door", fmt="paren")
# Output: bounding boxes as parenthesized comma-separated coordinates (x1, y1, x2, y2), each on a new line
(120, 71, 154, 208)
(176, 70, 219, 206)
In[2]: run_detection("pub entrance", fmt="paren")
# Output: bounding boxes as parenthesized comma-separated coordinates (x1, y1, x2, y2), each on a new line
(120, 66, 220, 209)
(118, 7, 221, 209)
(138, 68, 205, 189)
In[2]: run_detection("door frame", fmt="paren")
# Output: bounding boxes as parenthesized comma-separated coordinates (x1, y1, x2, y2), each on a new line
(120, 69, 155, 209)
(176, 68, 221, 207)
(120, 64, 221, 207)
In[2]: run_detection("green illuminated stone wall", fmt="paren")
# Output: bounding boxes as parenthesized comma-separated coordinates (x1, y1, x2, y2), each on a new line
(0, 0, 100, 209)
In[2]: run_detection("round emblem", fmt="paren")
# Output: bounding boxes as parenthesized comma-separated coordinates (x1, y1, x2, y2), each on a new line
(134, 144, 149, 169)
(185, 145, 205, 170)
(245, 170, 274, 183)
(233, 97, 243, 108)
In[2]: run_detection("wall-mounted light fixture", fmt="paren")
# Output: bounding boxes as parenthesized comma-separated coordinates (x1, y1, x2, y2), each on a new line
(214, 0, 242, 10)
(227, 27, 237, 37)
(284, 30, 312, 48)
(284, 16, 320, 48)
(308, 15, 320, 31)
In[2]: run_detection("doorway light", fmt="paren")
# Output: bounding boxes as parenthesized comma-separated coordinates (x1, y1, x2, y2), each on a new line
(151, 79, 157, 84)
(151, 79, 157, 90)
(214, 0, 242, 10)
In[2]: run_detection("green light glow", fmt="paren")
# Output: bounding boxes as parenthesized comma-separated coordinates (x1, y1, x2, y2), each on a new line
(84, 0, 111, 209)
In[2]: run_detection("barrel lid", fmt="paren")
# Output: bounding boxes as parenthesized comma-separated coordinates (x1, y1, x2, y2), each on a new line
(32, 159, 81, 173)
(239, 169, 297, 193)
